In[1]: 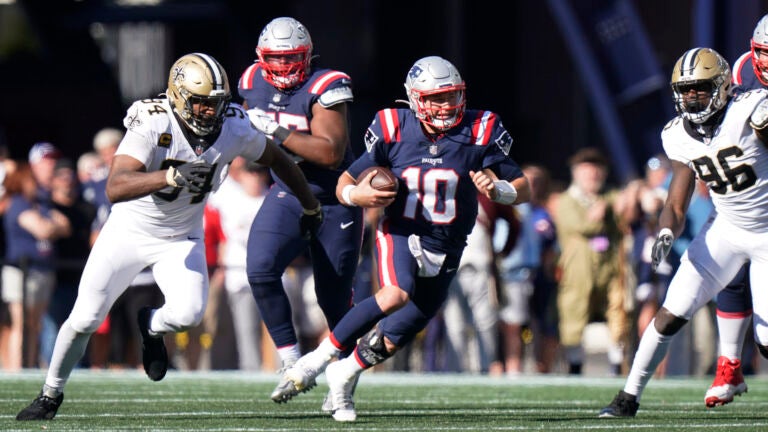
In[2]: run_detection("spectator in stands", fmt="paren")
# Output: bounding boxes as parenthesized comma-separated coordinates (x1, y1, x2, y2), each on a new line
(0, 155, 16, 369)
(2, 162, 70, 369)
(209, 157, 271, 370)
(555, 147, 633, 376)
(40, 159, 97, 367)
(498, 163, 559, 375)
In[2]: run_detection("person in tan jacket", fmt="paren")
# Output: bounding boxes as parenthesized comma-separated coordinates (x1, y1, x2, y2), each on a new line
(555, 147, 633, 375)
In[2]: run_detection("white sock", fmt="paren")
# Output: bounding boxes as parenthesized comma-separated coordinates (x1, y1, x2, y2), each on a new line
(277, 345, 301, 365)
(623, 319, 672, 401)
(317, 337, 342, 359)
(716, 314, 751, 360)
(45, 320, 92, 392)
(337, 354, 365, 376)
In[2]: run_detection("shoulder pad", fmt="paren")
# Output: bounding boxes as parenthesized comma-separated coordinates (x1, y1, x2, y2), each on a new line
(750, 96, 768, 130)
(318, 86, 353, 108)
(123, 98, 172, 132)
(223, 103, 255, 137)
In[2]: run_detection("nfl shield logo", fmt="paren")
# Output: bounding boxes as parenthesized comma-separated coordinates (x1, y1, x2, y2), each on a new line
(429, 145, 438, 155)
(272, 93, 281, 103)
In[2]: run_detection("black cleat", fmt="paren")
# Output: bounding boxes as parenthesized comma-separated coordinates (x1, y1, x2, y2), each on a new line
(16, 392, 63, 420)
(138, 306, 168, 381)
(599, 390, 639, 418)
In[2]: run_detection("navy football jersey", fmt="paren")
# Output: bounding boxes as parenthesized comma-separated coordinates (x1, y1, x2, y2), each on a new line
(238, 63, 355, 202)
(733, 51, 766, 91)
(349, 108, 523, 253)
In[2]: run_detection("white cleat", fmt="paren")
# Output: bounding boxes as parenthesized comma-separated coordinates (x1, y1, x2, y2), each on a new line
(321, 367, 360, 412)
(326, 360, 360, 422)
(271, 360, 315, 403)
(272, 350, 334, 403)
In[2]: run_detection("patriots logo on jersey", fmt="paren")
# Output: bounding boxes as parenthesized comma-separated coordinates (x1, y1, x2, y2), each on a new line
(495, 130, 513, 156)
(364, 128, 378, 153)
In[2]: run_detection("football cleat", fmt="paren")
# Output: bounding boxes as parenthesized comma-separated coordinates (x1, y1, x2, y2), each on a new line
(705, 356, 748, 407)
(271, 348, 335, 403)
(322, 368, 360, 412)
(271, 359, 313, 403)
(138, 307, 168, 381)
(16, 391, 64, 421)
(598, 390, 639, 418)
(326, 361, 360, 422)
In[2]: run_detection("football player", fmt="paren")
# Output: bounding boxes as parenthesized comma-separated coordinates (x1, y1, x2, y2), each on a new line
(273, 55, 530, 422)
(237, 17, 363, 406)
(700, 13, 768, 408)
(15, 52, 321, 421)
(600, 47, 768, 418)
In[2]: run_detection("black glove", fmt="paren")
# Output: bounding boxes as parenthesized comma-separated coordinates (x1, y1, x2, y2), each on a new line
(651, 228, 674, 272)
(166, 160, 213, 194)
(300, 204, 323, 240)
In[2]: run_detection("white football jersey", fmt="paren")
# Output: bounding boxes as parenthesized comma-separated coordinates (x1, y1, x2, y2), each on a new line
(112, 97, 267, 237)
(662, 89, 768, 232)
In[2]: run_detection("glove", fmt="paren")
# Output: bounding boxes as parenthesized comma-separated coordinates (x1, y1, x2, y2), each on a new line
(247, 108, 279, 136)
(651, 228, 674, 272)
(166, 160, 213, 194)
(300, 204, 323, 240)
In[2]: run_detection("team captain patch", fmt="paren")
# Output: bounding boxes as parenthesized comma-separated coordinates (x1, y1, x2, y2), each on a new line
(158, 133, 172, 148)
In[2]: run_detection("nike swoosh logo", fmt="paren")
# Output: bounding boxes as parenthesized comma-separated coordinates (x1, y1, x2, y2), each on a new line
(446, 268, 458, 272)
(340, 221, 354, 229)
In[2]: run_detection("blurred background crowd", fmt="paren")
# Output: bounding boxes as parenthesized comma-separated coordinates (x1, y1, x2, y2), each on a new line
(0, 0, 766, 377)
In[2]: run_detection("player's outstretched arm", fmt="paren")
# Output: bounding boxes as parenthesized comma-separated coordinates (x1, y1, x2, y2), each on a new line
(106, 155, 171, 204)
(657, 160, 696, 238)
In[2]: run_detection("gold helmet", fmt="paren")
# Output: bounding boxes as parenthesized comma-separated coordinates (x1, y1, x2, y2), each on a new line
(670, 47, 731, 124)
(167, 53, 231, 136)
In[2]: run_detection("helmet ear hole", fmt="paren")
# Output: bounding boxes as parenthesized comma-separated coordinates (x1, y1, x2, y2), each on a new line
(168, 53, 231, 136)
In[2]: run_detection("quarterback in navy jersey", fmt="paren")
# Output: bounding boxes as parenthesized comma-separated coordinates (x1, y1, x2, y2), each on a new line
(700, 14, 768, 409)
(273, 56, 530, 422)
(237, 17, 363, 404)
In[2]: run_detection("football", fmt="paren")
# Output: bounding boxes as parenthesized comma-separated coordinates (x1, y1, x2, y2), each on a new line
(356, 166, 398, 192)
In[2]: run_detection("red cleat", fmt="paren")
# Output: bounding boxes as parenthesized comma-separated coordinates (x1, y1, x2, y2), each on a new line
(705, 356, 747, 408)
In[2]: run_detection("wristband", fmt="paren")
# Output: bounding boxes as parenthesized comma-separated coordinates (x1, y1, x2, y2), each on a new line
(658, 227, 674, 239)
(166, 166, 178, 187)
(492, 180, 518, 205)
(272, 126, 291, 145)
(341, 184, 357, 206)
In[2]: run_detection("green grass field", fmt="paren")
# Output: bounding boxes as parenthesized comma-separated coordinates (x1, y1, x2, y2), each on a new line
(1, 370, 767, 431)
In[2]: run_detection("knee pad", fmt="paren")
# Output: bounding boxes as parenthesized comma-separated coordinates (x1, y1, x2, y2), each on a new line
(655, 308, 687, 336)
(357, 327, 395, 367)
